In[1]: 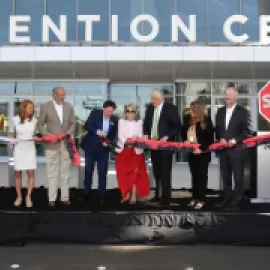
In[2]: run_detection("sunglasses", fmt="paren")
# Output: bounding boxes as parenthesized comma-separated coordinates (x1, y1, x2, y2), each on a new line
(126, 110, 136, 113)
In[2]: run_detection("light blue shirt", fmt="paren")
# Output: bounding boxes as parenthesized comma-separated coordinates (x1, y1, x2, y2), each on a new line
(102, 115, 110, 136)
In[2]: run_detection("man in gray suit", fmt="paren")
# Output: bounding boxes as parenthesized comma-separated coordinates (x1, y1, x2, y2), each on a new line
(38, 87, 76, 207)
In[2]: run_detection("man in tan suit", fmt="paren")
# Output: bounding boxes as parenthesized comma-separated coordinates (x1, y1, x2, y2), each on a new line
(38, 87, 76, 207)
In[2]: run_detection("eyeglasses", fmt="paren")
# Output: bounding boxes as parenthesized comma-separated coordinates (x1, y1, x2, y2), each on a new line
(126, 110, 136, 113)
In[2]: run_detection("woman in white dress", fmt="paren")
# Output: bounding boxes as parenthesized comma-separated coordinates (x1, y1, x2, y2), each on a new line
(10, 100, 37, 208)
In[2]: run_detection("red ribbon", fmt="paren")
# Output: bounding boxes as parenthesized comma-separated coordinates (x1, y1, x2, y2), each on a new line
(126, 134, 270, 152)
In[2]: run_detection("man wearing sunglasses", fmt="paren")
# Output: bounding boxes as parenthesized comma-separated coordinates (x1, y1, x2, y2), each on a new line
(143, 89, 181, 206)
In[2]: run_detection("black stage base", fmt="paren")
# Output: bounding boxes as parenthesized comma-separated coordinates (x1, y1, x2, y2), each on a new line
(0, 187, 270, 246)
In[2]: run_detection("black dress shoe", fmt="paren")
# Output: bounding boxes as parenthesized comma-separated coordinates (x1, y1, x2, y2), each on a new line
(148, 197, 160, 203)
(159, 201, 170, 206)
(99, 197, 105, 204)
(225, 204, 241, 211)
(78, 195, 90, 202)
(214, 200, 229, 208)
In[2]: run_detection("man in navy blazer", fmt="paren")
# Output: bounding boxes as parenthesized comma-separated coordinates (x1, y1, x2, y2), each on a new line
(82, 100, 117, 203)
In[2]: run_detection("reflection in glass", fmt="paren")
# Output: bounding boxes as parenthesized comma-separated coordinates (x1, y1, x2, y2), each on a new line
(79, 0, 109, 41)
(241, 0, 259, 41)
(258, 115, 270, 131)
(111, 0, 142, 42)
(0, 99, 9, 156)
(0, 83, 17, 96)
(208, 0, 239, 41)
(0, 0, 13, 42)
(14, 82, 32, 96)
(176, 82, 211, 96)
(212, 82, 255, 95)
(74, 82, 108, 123)
(15, 0, 44, 42)
(256, 82, 267, 92)
(47, 0, 77, 41)
(34, 82, 73, 96)
(176, 0, 207, 42)
(142, 0, 174, 42)
(235, 82, 255, 95)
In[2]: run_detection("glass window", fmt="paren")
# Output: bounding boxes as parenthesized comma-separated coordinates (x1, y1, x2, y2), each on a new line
(79, 0, 109, 41)
(34, 82, 73, 96)
(111, 0, 143, 42)
(142, 0, 174, 42)
(176, 82, 211, 96)
(74, 82, 108, 122)
(47, 0, 77, 41)
(15, 0, 45, 42)
(208, 0, 239, 42)
(241, 0, 259, 41)
(14, 82, 32, 96)
(0, 83, 16, 96)
(111, 86, 137, 118)
(256, 82, 267, 92)
(0, 0, 13, 43)
(0, 98, 10, 156)
(176, 0, 207, 42)
(212, 81, 255, 95)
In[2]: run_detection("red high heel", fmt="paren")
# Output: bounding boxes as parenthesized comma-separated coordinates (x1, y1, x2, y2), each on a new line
(121, 197, 130, 204)
(129, 199, 136, 205)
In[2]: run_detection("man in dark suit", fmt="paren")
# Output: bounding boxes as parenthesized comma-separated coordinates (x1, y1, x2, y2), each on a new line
(143, 89, 181, 206)
(215, 87, 252, 211)
(82, 100, 117, 203)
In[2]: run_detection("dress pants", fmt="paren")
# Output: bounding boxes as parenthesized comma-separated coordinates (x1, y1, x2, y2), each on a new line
(151, 150, 173, 203)
(84, 151, 109, 197)
(219, 148, 244, 205)
(45, 141, 71, 202)
(188, 153, 210, 201)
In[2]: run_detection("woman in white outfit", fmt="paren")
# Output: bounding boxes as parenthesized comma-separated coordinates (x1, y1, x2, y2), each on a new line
(10, 100, 37, 208)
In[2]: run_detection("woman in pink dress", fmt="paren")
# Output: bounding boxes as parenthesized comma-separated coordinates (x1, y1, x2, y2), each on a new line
(115, 104, 150, 204)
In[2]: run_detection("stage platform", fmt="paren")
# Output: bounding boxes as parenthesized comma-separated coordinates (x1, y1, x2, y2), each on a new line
(0, 187, 270, 246)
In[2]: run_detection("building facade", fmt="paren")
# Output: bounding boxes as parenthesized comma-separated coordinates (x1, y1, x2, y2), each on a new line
(0, 0, 268, 190)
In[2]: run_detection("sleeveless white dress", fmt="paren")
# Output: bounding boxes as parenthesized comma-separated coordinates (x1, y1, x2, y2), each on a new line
(11, 116, 37, 171)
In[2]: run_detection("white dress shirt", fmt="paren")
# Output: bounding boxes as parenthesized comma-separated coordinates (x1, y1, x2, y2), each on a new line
(151, 102, 164, 138)
(225, 103, 236, 130)
(53, 100, 63, 124)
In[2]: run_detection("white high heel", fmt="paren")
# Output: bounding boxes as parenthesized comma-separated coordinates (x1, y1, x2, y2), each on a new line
(14, 197, 22, 207)
(25, 197, 33, 208)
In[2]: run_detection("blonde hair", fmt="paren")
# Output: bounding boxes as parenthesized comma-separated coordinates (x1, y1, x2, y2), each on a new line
(123, 104, 140, 121)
